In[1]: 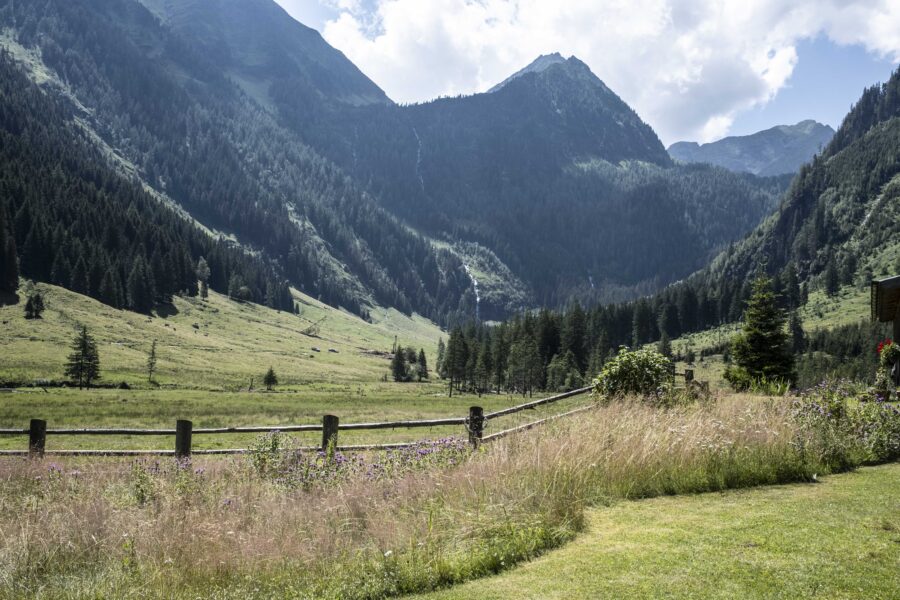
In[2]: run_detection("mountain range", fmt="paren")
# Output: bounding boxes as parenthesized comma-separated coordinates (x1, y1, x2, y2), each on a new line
(1, 0, 892, 329)
(668, 120, 836, 176)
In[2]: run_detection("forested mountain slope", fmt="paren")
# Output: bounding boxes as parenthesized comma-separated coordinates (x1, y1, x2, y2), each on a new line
(138, 0, 390, 109)
(268, 52, 790, 314)
(440, 67, 900, 393)
(669, 120, 835, 176)
(0, 0, 795, 323)
(0, 0, 473, 323)
(0, 50, 291, 311)
(618, 66, 900, 348)
(699, 68, 900, 296)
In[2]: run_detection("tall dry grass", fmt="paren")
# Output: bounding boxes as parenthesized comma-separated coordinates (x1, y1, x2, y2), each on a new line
(0, 395, 857, 598)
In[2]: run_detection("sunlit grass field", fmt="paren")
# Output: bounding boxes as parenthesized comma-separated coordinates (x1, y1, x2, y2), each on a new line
(0, 282, 442, 390)
(0, 386, 590, 451)
(0, 283, 591, 451)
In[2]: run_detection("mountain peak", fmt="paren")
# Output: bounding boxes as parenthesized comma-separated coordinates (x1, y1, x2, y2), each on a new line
(775, 120, 835, 136)
(488, 53, 568, 93)
(478, 53, 670, 167)
(668, 120, 836, 176)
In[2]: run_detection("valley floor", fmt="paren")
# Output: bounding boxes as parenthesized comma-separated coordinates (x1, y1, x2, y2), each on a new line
(414, 463, 900, 600)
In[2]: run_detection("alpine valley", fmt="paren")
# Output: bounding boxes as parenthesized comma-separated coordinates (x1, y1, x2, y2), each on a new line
(0, 0, 797, 322)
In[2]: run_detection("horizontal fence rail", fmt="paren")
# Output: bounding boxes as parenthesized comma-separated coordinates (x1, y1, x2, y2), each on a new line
(484, 386, 593, 420)
(482, 405, 595, 443)
(0, 387, 595, 458)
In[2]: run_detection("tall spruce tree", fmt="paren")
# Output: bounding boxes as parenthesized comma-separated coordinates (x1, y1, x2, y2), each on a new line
(727, 276, 795, 387)
(127, 256, 155, 313)
(23, 291, 44, 319)
(789, 311, 806, 353)
(416, 348, 428, 382)
(263, 366, 278, 390)
(824, 261, 840, 297)
(390, 348, 408, 382)
(560, 303, 587, 372)
(65, 325, 101, 388)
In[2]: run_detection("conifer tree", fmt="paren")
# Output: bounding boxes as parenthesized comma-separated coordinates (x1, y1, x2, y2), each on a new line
(657, 332, 672, 358)
(726, 276, 795, 388)
(561, 303, 587, 372)
(127, 256, 155, 313)
(70, 256, 89, 295)
(263, 366, 278, 390)
(99, 268, 121, 308)
(445, 328, 468, 395)
(65, 325, 101, 388)
(783, 263, 800, 309)
(23, 291, 44, 319)
(507, 337, 541, 397)
(50, 253, 70, 287)
(390, 348, 408, 382)
(416, 348, 428, 382)
(631, 300, 654, 347)
(789, 311, 806, 353)
(405, 346, 418, 364)
(196, 257, 211, 299)
(824, 261, 840, 297)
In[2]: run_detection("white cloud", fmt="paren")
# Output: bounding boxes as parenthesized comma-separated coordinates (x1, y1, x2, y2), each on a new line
(303, 0, 900, 143)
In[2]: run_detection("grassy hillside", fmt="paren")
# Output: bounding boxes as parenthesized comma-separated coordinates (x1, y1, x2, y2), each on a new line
(416, 463, 900, 600)
(1, 282, 442, 390)
(0, 283, 590, 450)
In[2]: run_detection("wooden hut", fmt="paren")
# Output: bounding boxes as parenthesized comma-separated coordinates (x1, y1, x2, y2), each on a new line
(872, 275, 900, 386)
(871, 275, 900, 340)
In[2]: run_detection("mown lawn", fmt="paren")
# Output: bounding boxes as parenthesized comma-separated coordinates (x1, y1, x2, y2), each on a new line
(415, 463, 900, 600)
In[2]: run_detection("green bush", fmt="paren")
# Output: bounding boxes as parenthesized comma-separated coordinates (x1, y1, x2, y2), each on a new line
(592, 348, 671, 401)
(792, 379, 900, 467)
(724, 367, 790, 395)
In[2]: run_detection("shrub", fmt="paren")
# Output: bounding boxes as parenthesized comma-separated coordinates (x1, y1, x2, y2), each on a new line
(724, 367, 790, 395)
(592, 348, 671, 401)
(793, 378, 900, 467)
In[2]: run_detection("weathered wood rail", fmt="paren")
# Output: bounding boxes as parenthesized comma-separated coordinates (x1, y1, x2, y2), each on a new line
(0, 386, 596, 458)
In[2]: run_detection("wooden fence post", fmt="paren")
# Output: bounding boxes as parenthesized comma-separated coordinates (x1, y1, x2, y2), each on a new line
(28, 419, 46, 458)
(175, 419, 192, 459)
(322, 415, 339, 452)
(468, 406, 484, 448)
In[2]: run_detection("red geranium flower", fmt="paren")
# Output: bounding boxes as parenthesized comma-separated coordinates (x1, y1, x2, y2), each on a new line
(877, 338, 893, 355)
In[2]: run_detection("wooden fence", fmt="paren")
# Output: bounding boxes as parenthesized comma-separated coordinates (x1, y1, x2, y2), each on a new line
(0, 386, 595, 458)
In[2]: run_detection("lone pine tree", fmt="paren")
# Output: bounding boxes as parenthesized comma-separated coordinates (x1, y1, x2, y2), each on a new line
(23, 291, 44, 319)
(263, 366, 278, 390)
(65, 325, 101, 388)
(416, 349, 428, 381)
(196, 257, 210, 299)
(391, 348, 408, 382)
(726, 275, 796, 388)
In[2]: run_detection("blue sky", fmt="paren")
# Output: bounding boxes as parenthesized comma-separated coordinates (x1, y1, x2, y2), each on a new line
(276, 1, 900, 144)
(729, 36, 897, 137)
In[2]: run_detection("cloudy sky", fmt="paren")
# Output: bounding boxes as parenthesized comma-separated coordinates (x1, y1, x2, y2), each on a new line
(275, 0, 900, 144)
